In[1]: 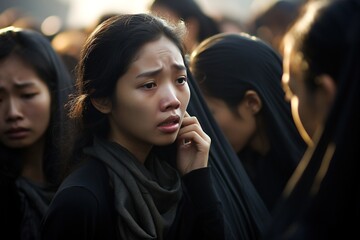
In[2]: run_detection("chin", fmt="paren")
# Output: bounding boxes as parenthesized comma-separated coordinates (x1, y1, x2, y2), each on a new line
(154, 135, 178, 146)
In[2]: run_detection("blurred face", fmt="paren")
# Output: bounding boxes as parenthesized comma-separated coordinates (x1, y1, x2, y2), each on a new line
(150, 5, 197, 53)
(0, 55, 51, 148)
(204, 95, 256, 153)
(282, 46, 317, 145)
(107, 36, 190, 153)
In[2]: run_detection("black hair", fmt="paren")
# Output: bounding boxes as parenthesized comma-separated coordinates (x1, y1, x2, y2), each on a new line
(68, 13, 186, 163)
(0, 27, 74, 185)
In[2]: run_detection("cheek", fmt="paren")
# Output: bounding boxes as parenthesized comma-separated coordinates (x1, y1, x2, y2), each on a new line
(112, 99, 152, 131)
(28, 95, 52, 131)
(214, 110, 255, 152)
(232, 118, 256, 152)
(180, 85, 191, 110)
(297, 97, 313, 133)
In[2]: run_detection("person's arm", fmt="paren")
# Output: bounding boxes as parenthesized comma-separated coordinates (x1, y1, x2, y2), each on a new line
(170, 111, 226, 239)
(165, 167, 226, 240)
(182, 167, 225, 240)
(41, 187, 99, 240)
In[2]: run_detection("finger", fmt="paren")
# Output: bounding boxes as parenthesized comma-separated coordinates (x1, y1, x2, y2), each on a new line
(181, 115, 200, 127)
(178, 124, 210, 142)
(177, 131, 210, 148)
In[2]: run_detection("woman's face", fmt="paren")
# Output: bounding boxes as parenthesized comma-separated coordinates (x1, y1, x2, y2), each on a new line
(107, 36, 190, 152)
(282, 46, 318, 145)
(0, 54, 51, 148)
(204, 95, 256, 153)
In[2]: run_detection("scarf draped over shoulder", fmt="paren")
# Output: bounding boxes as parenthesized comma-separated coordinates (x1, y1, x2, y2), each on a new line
(84, 137, 182, 240)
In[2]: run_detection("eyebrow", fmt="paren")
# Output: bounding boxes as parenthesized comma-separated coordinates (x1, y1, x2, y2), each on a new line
(0, 82, 36, 91)
(136, 64, 186, 78)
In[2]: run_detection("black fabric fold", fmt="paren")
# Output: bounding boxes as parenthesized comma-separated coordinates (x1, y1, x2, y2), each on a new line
(83, 137, 182, 240)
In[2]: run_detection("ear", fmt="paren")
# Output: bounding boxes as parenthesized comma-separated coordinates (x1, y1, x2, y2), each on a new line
(90, 97, 112, 114)
(243, 90, 262, 114)
(316, 74, 336, 105)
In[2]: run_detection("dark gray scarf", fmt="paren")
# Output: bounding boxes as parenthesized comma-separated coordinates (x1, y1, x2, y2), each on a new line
(84, 137, 182, 240)
(16, 177, 56, 240)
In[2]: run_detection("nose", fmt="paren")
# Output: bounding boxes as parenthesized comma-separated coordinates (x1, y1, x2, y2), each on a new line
(5, 98, 23, 122)
(160, 84, 181, 111)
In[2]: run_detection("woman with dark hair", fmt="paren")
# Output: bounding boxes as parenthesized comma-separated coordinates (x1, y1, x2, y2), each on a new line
(0, 27, 74, 240)
(263, 0, 360, 238)
(41, 11, 273, 240)
(189, 32, 307, 212)
(40, 13, 226, 240)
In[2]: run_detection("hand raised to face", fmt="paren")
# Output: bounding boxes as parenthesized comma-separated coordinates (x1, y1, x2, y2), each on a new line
(176, 111, 211, 175)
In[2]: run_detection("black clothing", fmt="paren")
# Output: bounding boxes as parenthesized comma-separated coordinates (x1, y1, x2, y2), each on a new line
(189, 33, 306, 213)
(84, 137, 182, 239)
(41, 157, 225, 240)
(41, 159, 117, 240)
(186, 69, 271, 239)
(17, 178, 56, 240)
(262, 0, 360, 238)
(0, 28, 74, 240)
(240, 148, 299, 211)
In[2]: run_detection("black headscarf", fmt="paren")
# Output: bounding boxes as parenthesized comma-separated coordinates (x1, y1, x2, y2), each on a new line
(263, 0, 360, 239)
(187, 69, 272, 239)
(0, 27, 74, 240)
(189, 32, 306, 211)
(155, 67, 272, 239)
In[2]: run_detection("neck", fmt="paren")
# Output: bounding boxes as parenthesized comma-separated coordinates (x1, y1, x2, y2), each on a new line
(21, 136, 46, 184)
(250, 119, 270, 156)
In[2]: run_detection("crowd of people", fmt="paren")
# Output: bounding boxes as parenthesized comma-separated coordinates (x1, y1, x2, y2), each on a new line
(0, 0, 358, 239)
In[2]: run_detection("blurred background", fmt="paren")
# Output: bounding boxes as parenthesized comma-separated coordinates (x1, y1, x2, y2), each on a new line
(0, 0, 305, 76)
(0, 0, 302, 34)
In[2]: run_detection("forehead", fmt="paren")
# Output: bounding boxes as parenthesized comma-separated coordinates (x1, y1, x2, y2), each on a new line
(0, 54, 43, 89)
(132, 36, 184, 65)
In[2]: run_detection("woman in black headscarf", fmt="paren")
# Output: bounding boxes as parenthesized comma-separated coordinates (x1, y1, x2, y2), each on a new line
(189, 32, 307, 212)
(263, 0, 360, 239)
(0, 27, 74, 240)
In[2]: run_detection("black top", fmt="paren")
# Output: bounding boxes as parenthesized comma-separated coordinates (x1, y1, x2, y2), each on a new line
(240, 148, 298, 211)
(41, 158, 225, 240)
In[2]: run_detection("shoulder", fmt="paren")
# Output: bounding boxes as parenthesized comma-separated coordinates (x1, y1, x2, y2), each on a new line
(59, 158, 109, 196)
(41, 159, 116, 239)
(49, 158, 111, 214)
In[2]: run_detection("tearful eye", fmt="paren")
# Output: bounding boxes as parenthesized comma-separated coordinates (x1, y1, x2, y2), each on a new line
(141, 82, 156, 89)
(176, 76, 187, 85)
(22, 93, 38, 99)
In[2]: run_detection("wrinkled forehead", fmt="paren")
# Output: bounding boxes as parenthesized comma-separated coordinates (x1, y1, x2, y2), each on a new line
(131, 36, 185, 67)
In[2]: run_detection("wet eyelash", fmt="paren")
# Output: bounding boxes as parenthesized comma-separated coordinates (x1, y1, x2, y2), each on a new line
(141, 82, 157, 89)
(176, 76, 187, 84)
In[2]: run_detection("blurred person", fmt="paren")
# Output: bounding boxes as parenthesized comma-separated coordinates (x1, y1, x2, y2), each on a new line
(149, 0, 221, 54)
(262, 0, 360, 238)
(246, 0, 303, 53)
(51, 29, 88, 80)
(12, 15, 41, 33)
(189, 32, 306, 211)
(85, 12, 119, 34)
(0, 7, 24, 28)
(0, 26, 74, 240)
(217, 16, 244, 33)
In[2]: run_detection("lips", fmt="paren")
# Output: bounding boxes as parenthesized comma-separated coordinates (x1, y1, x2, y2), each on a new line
(5, 127, 30, 139)
(157, 115, 180, 133)
(158, 115, 180, 126)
